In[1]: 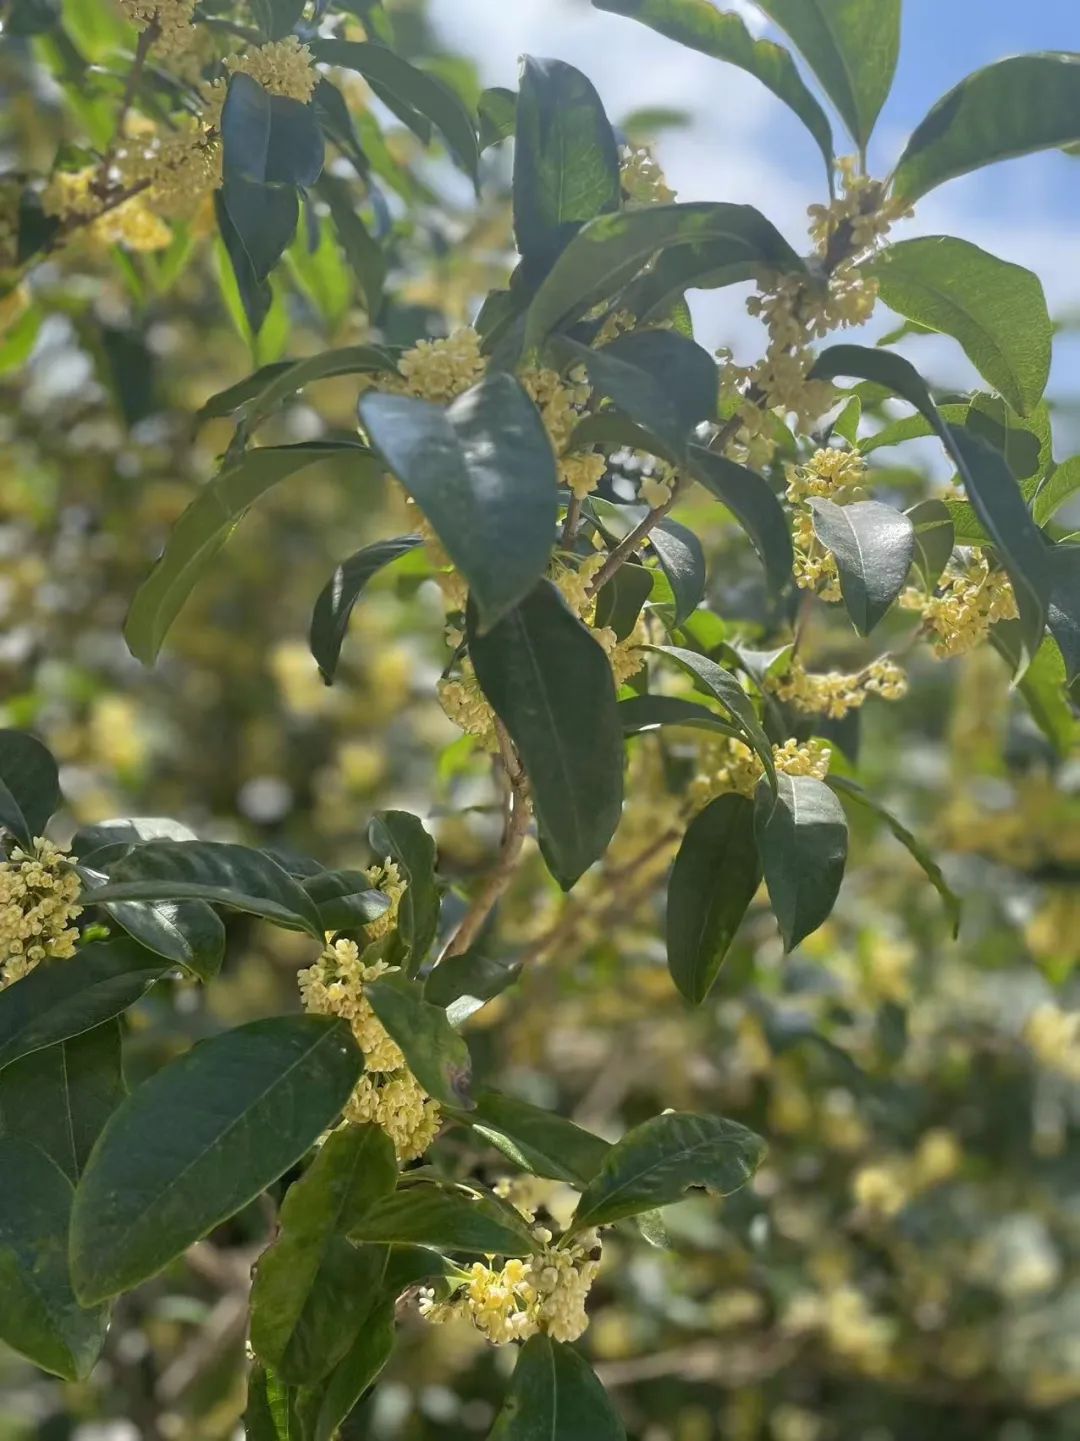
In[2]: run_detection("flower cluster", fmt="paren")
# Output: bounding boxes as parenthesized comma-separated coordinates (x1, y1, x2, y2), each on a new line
(900, 556, 1018, 658)
(619, 144, 676, 206)
(224, 35, 318, 105)
(437, 663, 499, 751)
(786, 446, 869, 601)
(852, 1129, 963, 1220)
(118, 0, 196, 54)
(0, 839, 83, 989)
(1024, 1003, 1080, 1083)
(553, 553, 645, 686)
(41, 169, 172, 252)
(520, 363, 604, 500)
(768, 657, 908, 719)
(112, 119, 221, 223)
(691, 736, 832, 807)
(807, 156, 914, 262)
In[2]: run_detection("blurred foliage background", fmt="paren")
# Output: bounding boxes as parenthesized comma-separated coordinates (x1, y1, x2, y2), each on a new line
(4, 2, 1080, 1440)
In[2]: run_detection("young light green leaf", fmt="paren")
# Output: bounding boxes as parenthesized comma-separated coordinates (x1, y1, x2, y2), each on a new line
(754, 774, 848, 952)
(70, 1016, 362, 1304)
(310, 535, 423, 683)
(514, 56, 620, 274)
(871, 236, 1052, 416)
(365, 974, 473, 1108)
(1034, 456, 1080, 527)
(0, 1021, 125, 1183)
(244, 1365, 300, 1441)
(0, 728, 59, 846)
(906, 498, 954, 592)
(125, 442, 373, 665)
(233, 344, 398, 434)
(646, 645, 776, 791)
(367, 810, 440, 974)
(0, 1138, 108, 1380)
(349, 1183, 539, 1256)
(469, 580, 624, 890)
(479, 85, 517, 150)
(360, 374, 558, 632)
(827, 775, 961, 937)
(0, 937, 166, 1073)
(592, 0, 833, 173)
(755, 0, 901, 150)
(490, 1334, 626, 1441)
(809, 498, 914, 635)
(893, 53, 1080, 201)
(571, 1111, 766, 1231)
(688, 446, 794, 596)
(667, 794, 761, 1005)
(459, 1091, 611, 1187)
(250, 1124, 396, 1383)
(305, 1295, 396, 1441)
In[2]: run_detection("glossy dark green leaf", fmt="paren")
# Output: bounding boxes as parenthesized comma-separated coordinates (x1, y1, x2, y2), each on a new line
(906, 498, 954, 591)
(306, 1295, 395, 1441)
(570, 1111, 766, 1231)
(360, 374, 557, 632)
(0, 937, 166, 1073)
(809, 498, 914, 635)
(523, 202, 803, 355)
(619, 695, 741, 742)
(594, 562, 654, 641)
(317, 172, 386, 317)
(227, 345, 398, 435)
(755, 0, 900, 149)
(479, 85, 517, 150)
(221, 73, 273, 184)
(367, 810, 440, 974)
(423, 950, 522, 1026)
(310, 535, 423, 682)
(0, 729, 59, 846)
(71, 1016, 362, 1304)
(366, 975, 473, 1108)
(489, 1334, 626, 1441)
(96, 896, 226, 983)
(350, 1183, 538, 1255)
(0, 1138, 108, 1380)
(71, 815, 198, 861)
(893, 53, 1080, 201)
(0, 1022, 125, 1182)
(592, 0, 833, 173)
(265, 97, 324, 189)
(827, 776, 961, 937)
(311, 40, 480, 187)
(125, 442, 373, 665)
(85, 840, 324, 938)
(647, 645, 776, 790)
(688, 446, 793, 596)
(754, 774, 847, 952)
(1047, 545, 1080, 685)
(250, 1124, 396, 1383)
(461, 1091, 611, 1187)
(468, 580, 624, 890)
(810, 345, 1050, 670)
(667, 794, 761, 1004)
(301, 870, 391, 933)
(872, 236, 1051, 416)
(216, 178, 298, 333)
(513, 56, 620, 275)
(649, 520, 706, 624)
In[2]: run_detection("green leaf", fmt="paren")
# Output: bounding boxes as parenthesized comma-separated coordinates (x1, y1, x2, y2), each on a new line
(71, 1016, 362, 1304)
(1034, 456, 1080, 527)
(555, 330, 718, 466)
(85, 840, 325, 938)
(871, 236, 1052, 416)
(592, 0, 833, 173)
(479, 85, 517, 150)
(667, 794, 761, 1004)
(359, 373, 558, 632)
(810, 346, 1050, 670)
(0, 729, 59, 846)
(459, 1091, 611, 1187)
(513, 56, 620, 275)
(619, 694, 741, 742)
(754, 774, 847, 952)
(245, 1365, 301, 1441)
(826, 776, 961, 937)
(594, 562, 654, 640)
(522, 202, 803, 355)
(367, 810, 440, 975)
(317, 172, 386, 318)
(0, 937, 166, 1073)
(808, 498, 914, 635)
(250, 1124, 396, 1383)
(424, 951, 522, 1026)
(95, 895, 226, 983)
(650, 520, 706, 624)
(0, 1138, 108, 1380)
(755, 0, 900, 149)
(125, 442, 373, 665)
(468, 580, 624, 890)
(570, 1111, 765, 1231)
(365, 975, 473, 1108)
(906, 498, 954, 591)
(646, 645, 776, 791)
(301, 870, 391, 933)
(311, 40, 480, 188)
(216, 178, 298, 335)
(688, 447, 794, 596)
(349, 1183, 538, 1256)
(1047, 546, 1080, 685)
(214, 344, 398, 435)
(310, 535, 423, 683)
(893, 53, 1080, 201)
(305, 1295, 395, 1441)
(0, 1022, 124, 1183)
(490, 1334, 626, 1441)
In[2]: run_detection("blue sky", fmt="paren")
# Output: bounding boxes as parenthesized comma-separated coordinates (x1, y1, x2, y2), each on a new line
(428, 0, 1080, 418)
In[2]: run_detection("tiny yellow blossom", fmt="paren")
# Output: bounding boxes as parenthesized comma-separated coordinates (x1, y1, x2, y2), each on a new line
(225, 36, 318, 104)
(0, 839, 83, 989)
(619, 145, 676, 206)
(1024, 1002, 1080, 1082)
(118, 0, 197, 54)
(901, 556, 1017, 659)
(691, 736, 831, 807)
(769, 657, 907, 719)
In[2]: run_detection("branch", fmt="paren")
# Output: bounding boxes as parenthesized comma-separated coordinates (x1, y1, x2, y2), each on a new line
(585, 479, 682, 599)
(106, 20, 159, 169)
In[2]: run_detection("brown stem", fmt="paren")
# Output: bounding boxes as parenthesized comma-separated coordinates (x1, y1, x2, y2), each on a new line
(560, 494, 581, 548)
(585, 478, 683, 599)
(105, 20, 159, 169)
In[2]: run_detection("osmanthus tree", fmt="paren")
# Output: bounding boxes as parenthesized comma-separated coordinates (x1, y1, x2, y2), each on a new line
(3, 0, 1080, 1434)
